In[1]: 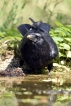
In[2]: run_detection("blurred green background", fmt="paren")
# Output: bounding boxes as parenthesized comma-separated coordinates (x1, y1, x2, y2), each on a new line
(0, 0, 71, 28)
(0, 0, 71, 62)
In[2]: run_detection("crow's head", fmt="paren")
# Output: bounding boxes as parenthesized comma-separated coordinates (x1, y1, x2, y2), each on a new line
(27, 33, 44, 45)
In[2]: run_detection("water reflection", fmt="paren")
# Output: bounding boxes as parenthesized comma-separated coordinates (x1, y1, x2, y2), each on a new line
(0, 76, 71, 106)
(13, 81, 71, 106)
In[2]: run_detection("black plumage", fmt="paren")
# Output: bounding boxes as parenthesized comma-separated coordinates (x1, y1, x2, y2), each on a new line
(17, 18, 58, 73)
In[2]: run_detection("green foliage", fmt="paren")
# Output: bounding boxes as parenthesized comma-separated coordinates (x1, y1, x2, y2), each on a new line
(0, 0, 27, 30)
(0, 28, 22, 49)
(50, 22, 71, 58)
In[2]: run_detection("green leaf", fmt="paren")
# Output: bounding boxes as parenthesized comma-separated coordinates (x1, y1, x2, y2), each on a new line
(59, 52, 66, 57)
(65, 38, 71, 42)
(54, 28, 63, 33)
(60, 43, 70, 50)
(53, 37, 63, 42)
(67, 51, 71, 58)
(54, 21, 64, 27)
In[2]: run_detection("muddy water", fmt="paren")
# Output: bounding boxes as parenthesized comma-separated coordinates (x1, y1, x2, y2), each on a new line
(0, 74, 71, 106)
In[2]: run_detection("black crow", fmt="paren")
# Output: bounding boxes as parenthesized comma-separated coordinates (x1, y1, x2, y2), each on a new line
(17, 18, 58, 73)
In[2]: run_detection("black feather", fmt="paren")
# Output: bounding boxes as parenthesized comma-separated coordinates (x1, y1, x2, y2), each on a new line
(17, 24, 32, 36)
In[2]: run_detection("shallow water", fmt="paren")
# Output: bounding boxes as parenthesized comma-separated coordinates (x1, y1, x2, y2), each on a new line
(0, 75, 71, 106)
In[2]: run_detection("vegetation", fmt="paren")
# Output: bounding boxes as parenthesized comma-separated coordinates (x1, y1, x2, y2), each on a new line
(50, 22, 71, 59)
(0, 0, 71, 65)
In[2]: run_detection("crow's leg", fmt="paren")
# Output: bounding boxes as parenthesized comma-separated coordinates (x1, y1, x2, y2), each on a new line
(47, 62, 53, 73)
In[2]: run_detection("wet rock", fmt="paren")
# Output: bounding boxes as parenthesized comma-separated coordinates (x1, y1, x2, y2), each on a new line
(0, 68, 25, 77)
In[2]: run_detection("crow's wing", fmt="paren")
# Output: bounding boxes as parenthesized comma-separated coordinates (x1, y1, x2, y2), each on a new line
(39, 22, 50, 33)
(17, 24, 32, 36)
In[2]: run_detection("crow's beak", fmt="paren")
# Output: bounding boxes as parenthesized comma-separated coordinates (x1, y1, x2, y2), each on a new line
(27, 35, 34, 40)
(27, 35, 31, 39)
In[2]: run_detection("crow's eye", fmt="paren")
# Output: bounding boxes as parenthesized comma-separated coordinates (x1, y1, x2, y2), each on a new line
(36, 35, 40, 39)
(30, 28, 32, 30)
